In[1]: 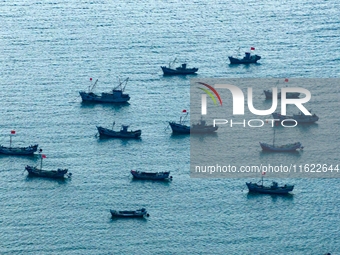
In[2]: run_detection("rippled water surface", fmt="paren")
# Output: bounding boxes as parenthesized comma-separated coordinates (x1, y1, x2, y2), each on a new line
(0, 0, 339, 254)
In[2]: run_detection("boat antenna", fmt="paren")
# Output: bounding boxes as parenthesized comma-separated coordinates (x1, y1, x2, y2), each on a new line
(273, 128, 276, 146)
(112, 121, 115, 129)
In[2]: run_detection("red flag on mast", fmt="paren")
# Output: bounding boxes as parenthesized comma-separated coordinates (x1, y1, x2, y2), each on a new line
(182, 109, 187, 113)
(250, 47, 255, 50)
(42, 154, 46, 158)
(262, 171, 266, 175)
(11, 130, 16, 134)
(284, 78, 289, 82)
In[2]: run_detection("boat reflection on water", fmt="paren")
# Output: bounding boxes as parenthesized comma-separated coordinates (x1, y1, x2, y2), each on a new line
(246, 192, 294, 201)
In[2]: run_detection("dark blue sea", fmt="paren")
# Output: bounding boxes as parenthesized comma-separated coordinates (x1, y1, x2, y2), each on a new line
(0, 1, 339, 254)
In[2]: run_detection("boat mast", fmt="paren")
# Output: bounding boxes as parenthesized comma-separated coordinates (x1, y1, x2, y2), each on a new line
(88, 79, 98, 93)
(170, 57, 177, 68)
(261, 171, 265, 186)
(39, 150, 45, 170)
(121, 77, 129, 92)
(273, 128, 276, 146)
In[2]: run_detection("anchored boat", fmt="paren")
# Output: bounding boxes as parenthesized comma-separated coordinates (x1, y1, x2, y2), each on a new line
(110, 208, 149, 218)
(246, 181, 294, 194)
(79, 78, 130, 103)
(97, 122, 141, 139)
(25, 153, 71, 179)
(264, 79, 300, 99)
(264, 90, 300, 99)
(131, 170, 172, 180)
(228, 47, 261, 64)
(161, 58, 198, 75)
(272, 112, 319, 124)
(0, 130, 38, 155)
(259, 129, 303, 152)
(246, 173, 294, 194)
(168, 110, 218, 134)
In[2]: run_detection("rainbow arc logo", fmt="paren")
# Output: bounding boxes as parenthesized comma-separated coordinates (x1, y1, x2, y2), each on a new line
(197, 82, 222, 106)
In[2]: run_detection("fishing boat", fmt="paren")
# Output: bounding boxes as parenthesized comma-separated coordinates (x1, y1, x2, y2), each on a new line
(25, 153, 71, 179)
(264, 90, 300, 99)
(169, 110, 190, 134)
(264, 79, 300, 99)
(169, 121, 190, 134)
(259, 129, 303, 152)
(110, 208, 149, 218)
(246, 173, 294, 194)
(130, 170, 172, 180)
(79, 78, 130, 103)
(168, 110, 218, 134)
(0, 130, 38, 155)
(228, 47, 261, 64)
(0, 144, 39, 155)
(191, 119, 218, 134)
(272, 112, 319, 124)
(161, 58, 198, 75)
(97, 122, 141, 138)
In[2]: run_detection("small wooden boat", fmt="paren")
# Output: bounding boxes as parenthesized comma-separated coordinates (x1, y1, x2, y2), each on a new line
(260, 128, 303, 152)
(161, 59, 198, 75)
(131, 170, 172, 180)
(0, 130, 38, 155)
(264, 79, 300, 99)
(25, 153, 71, 179)
(264, 90, 300, 99)
(0, 144, 38, 155)
(110, 208, 149, 218)
(246, 172, 294, 195)
(168, 111, 217, 134)
(25, 165, 71, 179)
(272, 112, 319, 124)
(97, 123, 141, 139)
(191, 119, 218, 134)
(168, 121, 190, 134)
(79, 78, 130, 103)
(228, 48, 261, 64)
(259, 142, 303, 152)
(169, 110, 190, 134)
(246, 181, 294, 194)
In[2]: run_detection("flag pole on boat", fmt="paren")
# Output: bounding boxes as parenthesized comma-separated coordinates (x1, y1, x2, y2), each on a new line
(10, 130, 15, 148)
(261, 171, 266, 186)
(40, 154, 46, 170)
